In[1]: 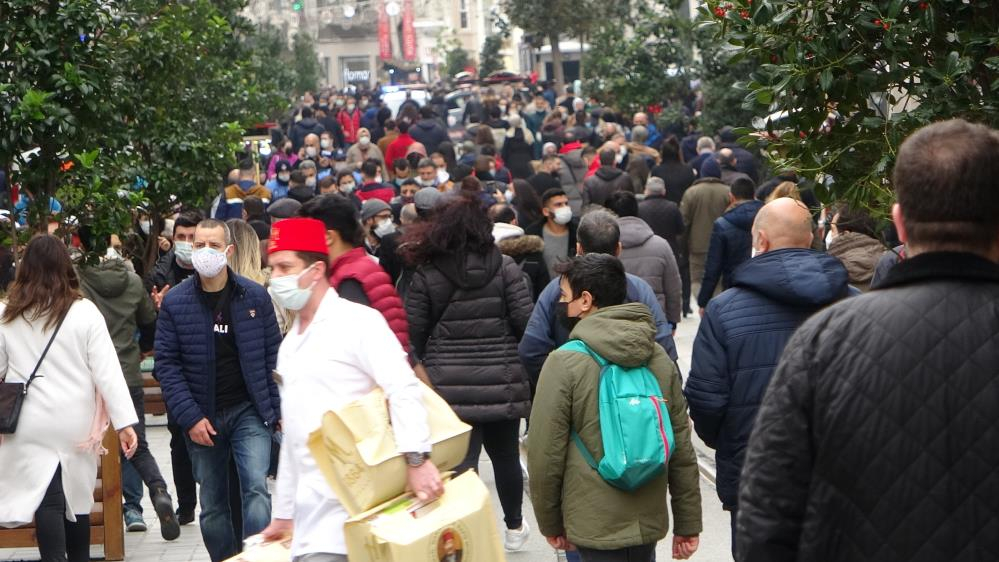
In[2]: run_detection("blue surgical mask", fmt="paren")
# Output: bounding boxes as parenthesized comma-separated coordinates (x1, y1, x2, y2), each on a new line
(174, 241, 194, 265)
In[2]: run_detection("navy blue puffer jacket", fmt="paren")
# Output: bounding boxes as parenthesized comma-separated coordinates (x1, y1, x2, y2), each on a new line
(697, 199, 763, 308)
(155, 270, 281, 432)
(685, 248, 854, 508)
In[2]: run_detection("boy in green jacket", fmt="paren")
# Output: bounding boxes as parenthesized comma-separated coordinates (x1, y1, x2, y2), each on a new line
(528, 254, 702, 561)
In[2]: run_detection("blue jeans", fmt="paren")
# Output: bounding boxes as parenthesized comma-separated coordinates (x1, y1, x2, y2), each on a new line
(186, 402, 273, 562)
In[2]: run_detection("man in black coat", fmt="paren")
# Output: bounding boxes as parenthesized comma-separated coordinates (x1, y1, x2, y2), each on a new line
(737, 119, 999, 562)
(639, 177, 684, 263)
(409, 105, 449, 155)
(527, 154, 562, 198)
(581, 149, 631, 207)
(289, 106, 326, 153)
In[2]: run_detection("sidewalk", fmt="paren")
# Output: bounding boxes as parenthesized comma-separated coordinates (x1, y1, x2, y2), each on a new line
(3, 315, 734, 561)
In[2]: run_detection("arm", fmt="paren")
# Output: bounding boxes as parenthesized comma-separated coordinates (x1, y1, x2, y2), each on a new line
(261, 292, 283, 424)
(86, 306, 139, 430)
(526, 351, 573, 538)
(737, 327, 816, 562)
(272, 423, 299, 520)
(683, 306, 729, 448)
(662, 360, 703, 537)
(501, 257, 534, 340)
(154, 302, 203, 431)
(517, 277, 560, 387)
(136, 278, 157, 353)
(697, 222, 725, 308)
(404, 269, 432, 361)
(632, 276, 679, 362)
(356, 309, 430, 454)
(337, 279, 371, 307)
(661, 239, 683, 325)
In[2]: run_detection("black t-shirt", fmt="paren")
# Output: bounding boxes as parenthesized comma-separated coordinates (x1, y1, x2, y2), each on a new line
(204, 281, 249, 411)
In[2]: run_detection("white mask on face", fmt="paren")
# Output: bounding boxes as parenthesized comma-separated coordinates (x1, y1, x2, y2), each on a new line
(374, 218, 396, 238)
(375, 174, 384, 184)
(358, 136, 371, 147)
(277, 172, 291, 183)
(305, 177, 317, 188)
(553, 206, 572, 225)
(268, 264, 318, 311)
(174, 241, 194, 265)
(139, 220, 151, 235)
(320, 139, 332, 149)
(751, 247, 759, 258)
(340, 181, 356, 195)
(505, 189, 515, 203)
(192, 247, 228, 278)
(825, 230, 836, 248)
(306, 146, 318, 158)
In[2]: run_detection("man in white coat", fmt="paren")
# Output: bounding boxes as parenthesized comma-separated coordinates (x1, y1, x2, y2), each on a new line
(259, 217, 443, 562)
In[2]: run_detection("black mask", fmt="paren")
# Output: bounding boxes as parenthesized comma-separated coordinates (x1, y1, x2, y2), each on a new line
(556, 301, 581, 333)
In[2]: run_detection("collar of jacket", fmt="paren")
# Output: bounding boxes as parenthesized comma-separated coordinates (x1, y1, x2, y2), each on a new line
(876, 251, 999, 290)
(193, 267, 246, 304)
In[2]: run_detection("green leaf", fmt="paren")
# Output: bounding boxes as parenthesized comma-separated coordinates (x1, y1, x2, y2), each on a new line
(755, 89, 774, 105)
(819, 69, 833, 92)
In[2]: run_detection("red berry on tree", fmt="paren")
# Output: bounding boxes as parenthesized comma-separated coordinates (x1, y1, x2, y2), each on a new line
(873, 18, 882, 25)
(883, 22, 891, 30)
(740, 9, 750, 18)
(799, 131, 807, 139)
(919, 2, 928, 9)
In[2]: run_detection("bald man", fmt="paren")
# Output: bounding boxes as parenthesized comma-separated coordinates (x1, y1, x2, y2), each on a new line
(684, 197, 857, 557)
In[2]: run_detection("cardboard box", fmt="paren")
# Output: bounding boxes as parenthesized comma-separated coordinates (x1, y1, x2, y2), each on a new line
(222, 535, 291, 562)
(308, 383, 471, 515)
(344, 471, 506, 562)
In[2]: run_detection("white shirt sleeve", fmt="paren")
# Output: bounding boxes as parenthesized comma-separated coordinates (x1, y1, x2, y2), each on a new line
(272, 430, 298, 520)
(355, 308, 431, 454)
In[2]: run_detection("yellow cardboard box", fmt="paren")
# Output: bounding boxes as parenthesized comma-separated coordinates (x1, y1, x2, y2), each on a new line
(222, 535, 291, 562)
(308, 382, 471, 515)
(344, 471, 506, 562)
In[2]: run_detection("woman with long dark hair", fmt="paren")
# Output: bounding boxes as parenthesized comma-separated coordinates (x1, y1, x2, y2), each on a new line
(402, 194, 534, 551)
(0, 235, 138, 562)
(510, 179, 544, 227)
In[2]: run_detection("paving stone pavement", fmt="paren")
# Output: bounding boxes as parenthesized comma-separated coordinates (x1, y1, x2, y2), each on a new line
(2, 315, 735, 562)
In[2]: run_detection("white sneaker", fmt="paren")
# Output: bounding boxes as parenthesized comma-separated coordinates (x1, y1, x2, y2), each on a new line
(505, 521, 530, 552)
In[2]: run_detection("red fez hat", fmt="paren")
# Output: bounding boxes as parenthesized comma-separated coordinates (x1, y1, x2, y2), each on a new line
(442, 530, 454, 542)
(268, 218, 328, 255)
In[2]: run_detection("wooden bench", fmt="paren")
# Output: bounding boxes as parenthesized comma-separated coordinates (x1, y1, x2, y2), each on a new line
(0, 429, 125, 560)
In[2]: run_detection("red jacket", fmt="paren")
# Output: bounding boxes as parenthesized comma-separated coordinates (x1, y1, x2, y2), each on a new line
(329, 247, 410, 353)
(356, 182, 395, 203)
(384, 133, 415, 169)
(338, 109, 362, 144)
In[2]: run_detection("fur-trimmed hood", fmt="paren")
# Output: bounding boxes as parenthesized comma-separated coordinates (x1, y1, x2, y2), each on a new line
(497, 234, 545, 258)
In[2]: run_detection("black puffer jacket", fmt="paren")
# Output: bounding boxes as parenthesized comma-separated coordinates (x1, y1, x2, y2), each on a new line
(406, 246, 534, 423)
(737, 251, 999, 562)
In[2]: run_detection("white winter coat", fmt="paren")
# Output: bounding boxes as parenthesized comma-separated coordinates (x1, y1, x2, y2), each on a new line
(0, 299, 137, 526)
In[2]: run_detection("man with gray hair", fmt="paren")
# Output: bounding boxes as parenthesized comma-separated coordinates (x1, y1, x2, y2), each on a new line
(640, 178, 684, 263)
(627, 126, 663, 164)
(689, 136, 716, 175)
(156, 218, 282, 561)
(519, 208, 678, 391)
(717, 148, 752, 186)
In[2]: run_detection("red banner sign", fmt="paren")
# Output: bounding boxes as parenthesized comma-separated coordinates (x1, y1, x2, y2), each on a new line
(378, 0, 391, 60)
(402, 0, 416, 61)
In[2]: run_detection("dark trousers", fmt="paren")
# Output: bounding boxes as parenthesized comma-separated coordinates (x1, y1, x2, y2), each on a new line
(35, 466, 90, 562)
(122, 385, 168, 514)
(456, 419, 523, 530)
(680, 254, 692, 314)
(577, 543, 656, 562)
(730, 509, 738, 559)
(168, 415, 198, 513)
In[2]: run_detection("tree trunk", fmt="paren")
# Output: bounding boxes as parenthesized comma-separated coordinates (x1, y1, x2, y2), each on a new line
(578, 32, 585, 84)
(549, 33, 565, 91)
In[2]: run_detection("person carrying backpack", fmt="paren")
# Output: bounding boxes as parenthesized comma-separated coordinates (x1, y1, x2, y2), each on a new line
(528, 253, 702, 562)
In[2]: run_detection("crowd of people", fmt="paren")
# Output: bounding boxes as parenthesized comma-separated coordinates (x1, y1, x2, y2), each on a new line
(0, 74, 997, 562)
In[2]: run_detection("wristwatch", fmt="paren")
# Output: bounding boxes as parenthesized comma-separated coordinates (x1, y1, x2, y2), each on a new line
(404, 452, 431, 467)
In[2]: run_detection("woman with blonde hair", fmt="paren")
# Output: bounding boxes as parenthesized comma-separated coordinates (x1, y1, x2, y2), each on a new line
(225, 219, 292, 334)
(766, 180, 802, 203)
(0, 235, 138, 562)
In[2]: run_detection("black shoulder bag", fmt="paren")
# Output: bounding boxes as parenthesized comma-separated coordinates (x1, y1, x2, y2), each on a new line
(0, 313, 68, 434)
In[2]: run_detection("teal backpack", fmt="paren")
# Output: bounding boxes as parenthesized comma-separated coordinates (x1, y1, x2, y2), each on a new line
(560, 339, 675, 491)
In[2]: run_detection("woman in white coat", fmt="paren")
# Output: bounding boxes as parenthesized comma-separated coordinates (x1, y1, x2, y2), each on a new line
(0, 235, 138, 562)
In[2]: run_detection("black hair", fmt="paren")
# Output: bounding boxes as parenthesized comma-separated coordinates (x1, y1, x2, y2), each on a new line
(488, 204, 517, 224)
(452, 164, 474, 183)
(541, 188, 567, 206)
(833, 203, 878, 239)
(290, 170, 307, 184)
(730, 177, 756, 201)
(479, 144, 497, 157)
(301, 106, 314, 119)
(420, 105, 436, 119)
(399, 194, 495, 265)
(298, 193, 364, 247)
(243, 195, 266, 219)
(393, 158, 410, 171)
(660, 136, 682, 163)
(175, 209, 205, 230)
(554, 253, 627, 308)
(384, 118, 397, 130)
(577, 209, 620, 254)
(398, 119, 411, 134)
(360, 159, 380, 179)
(599, 149, 616, 167)
(605, 191, 639, 218)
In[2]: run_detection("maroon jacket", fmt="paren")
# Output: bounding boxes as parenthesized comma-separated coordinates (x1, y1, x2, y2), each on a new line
(328, 247, 410, 353)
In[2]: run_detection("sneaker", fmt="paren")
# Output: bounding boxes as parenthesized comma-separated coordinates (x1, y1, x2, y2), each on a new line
(504, 521, 530, 552)
(151, 488, 181, 541)
(124, 510, 147, 532)
(176, 508, 196, 526)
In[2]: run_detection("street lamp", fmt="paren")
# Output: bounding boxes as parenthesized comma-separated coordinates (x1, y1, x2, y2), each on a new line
(343, 4, 355, 18)
(385, 1, 400, 16)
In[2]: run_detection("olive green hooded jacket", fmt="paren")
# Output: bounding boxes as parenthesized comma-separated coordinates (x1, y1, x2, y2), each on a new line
(528, 303, 702, 549)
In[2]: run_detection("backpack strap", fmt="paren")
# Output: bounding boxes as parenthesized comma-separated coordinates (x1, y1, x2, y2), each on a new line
(560, 339, 607, 470)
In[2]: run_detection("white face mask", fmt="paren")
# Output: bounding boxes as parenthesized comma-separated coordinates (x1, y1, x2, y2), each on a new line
(105, 246, 123, 261)
(139, 220, 151, 235)
(269, 264, 319, 311)
(277, 172, 291, 183)
(374, 218, 396, 238)
(259, 145, 272, 157)
(340, 182, 356, 195)
(553, 206, 572, 225)
(174, 241, 194, 265)
(825, 230, 836, 248)
(751, 247, 759, 258)
(374, 174, 383, 184)
(192, 247, 229, 278)
(505, 189, 515, 203)
(358, 136, 371, 147)
(347, 104, 356, 112)
(320, 139, 331, 149)
(305, 176, 317, 188)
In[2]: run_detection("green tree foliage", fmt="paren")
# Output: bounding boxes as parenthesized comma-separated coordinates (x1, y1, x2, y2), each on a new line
(292, 31, 322, 96)
(248, 24, 299, 115)
(703, 0, 999, 210)
(501, 0, 591, 88)
(583, 0, 693, 114)
(479, 34, 505, 77)
(696, 37, 759, 136)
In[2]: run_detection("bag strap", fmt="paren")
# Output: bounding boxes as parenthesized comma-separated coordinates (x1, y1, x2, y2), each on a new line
(21, 312, 68, 391)
(559, 339, 608, 367)
(571, 430, 599, 470)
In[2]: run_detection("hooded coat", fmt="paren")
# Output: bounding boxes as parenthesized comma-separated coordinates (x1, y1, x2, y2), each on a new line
(680, 177, 731, 257)
(618, 216, 683, 325)
(582, 166, 632, 208)
(409, 118, 449, 155)
(405, 246, 534, 423)
(697, 199, 764, 308)
(290, 117, 326, 152)
(827, 230, 885, 291)
(494, 224, 550, 302)
(685, 248, 854, 509)
(78, 259, 158, 387)
(528, 303, 703, 549)
(558, 149, 588, 214)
